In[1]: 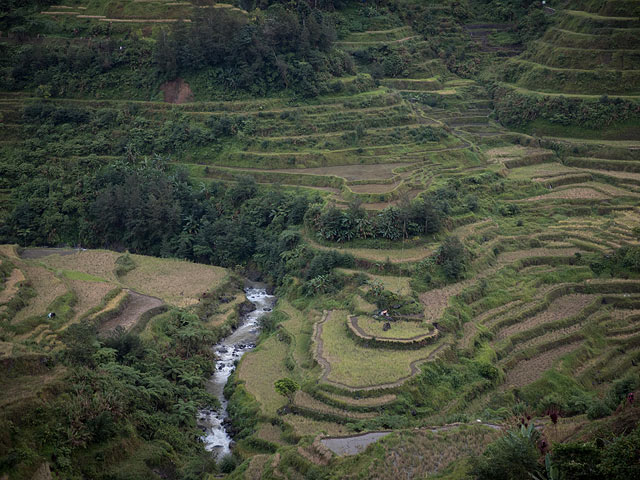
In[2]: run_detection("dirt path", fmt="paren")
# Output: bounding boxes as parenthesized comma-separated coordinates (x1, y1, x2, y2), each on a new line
(20, 247, 80, 259)
(98, 290, 163, 334)
(320, 421, 503, 455)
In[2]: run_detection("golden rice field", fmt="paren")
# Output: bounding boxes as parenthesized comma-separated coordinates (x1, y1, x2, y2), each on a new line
(121, 254, 228, 307)
(38, 249, 228, 307)
(318, 310, 440, 387)
(13, 265, 67, 323)
(237, 335, 289, 416)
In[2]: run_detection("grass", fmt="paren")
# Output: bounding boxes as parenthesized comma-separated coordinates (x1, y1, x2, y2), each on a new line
(330, 426, 500, 480)
(305, 232, 435, 264)
(62, 270, 108, 282)
(39, 250, 120, 283)
(502, 342, 582, 389)
(282, 414, 351, 437)
(116, 253, 227, 307)
(504, 83, 640, 99)
(67, 279, 115, 323)
(36, 249, 228, 307)
(339, 270, 412, 295)
(237, 335, 289, 416)
(13, 264, 68, 323)
(319, 310, 440, 387)
(353, 316, 432, 339)
(277, 301, 318, 370)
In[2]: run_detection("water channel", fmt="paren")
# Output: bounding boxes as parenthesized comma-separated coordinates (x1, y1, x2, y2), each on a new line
(197, 285, 276, 458)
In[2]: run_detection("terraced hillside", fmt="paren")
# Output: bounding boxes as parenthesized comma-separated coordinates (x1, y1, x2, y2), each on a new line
(39, 1, 244, 24)
(490, 0, 640, 142)
(0, 245, 229, 355)
(501, 0, 640, 96)
(2, 1, 640, 479)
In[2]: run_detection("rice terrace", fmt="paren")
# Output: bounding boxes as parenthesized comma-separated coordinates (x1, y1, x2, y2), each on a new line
(1, 0, 640, 479)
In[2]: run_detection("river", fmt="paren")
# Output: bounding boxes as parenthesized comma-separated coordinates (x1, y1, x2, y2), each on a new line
(197, 285, 276, 458)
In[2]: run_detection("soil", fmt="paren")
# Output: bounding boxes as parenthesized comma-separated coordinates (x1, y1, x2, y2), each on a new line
(526, 187, 610, 201)
(503, 342, 581, 389)
(20, 247, 79, 259)
(160, 78, 193, 104)
(98, 290, 163, 333)
(419, 281, 472, 322)
(321, 432, 392, 456)
(498, 294, 596, 340)
(349, 182, 401, 194)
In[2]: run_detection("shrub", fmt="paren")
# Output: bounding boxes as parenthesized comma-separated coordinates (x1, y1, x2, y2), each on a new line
(219, 454, 237, 473)
(471, 425, 542, 480)
(477, 362, 499, 381)
(437, 236, 467, 281)
(114, 252, 136, 277)
(274, 378, 299, 404)
(586, 399, 612, 420)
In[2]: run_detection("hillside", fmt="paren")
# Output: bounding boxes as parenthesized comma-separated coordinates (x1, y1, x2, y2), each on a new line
(1, 1, 640, 479)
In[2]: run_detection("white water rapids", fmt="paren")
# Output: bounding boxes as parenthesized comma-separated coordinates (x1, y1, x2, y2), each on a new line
(197, 286, 276, 458)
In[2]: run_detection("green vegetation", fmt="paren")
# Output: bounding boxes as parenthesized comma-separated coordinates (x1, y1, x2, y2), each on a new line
(2, 0, 640, 479)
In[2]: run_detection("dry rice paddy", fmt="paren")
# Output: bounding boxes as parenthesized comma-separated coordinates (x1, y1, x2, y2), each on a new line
(40, 250, 120, 283)
(508, 162, 576, 180)
(282, 414, 351, 437)
(13, 265, 67, 323)
(306, 234, 435, 264)
(419, 281, 471, 323)
(349, 182, 401, 194)
(0, 268, 25, 304)
(321, 391, 397, 407)
(294, 391, 375, 420)
(266, 163, 413, 181)
(497, 247, 581, 264)
(119, 254, 227, 307)
(498, 294, 596, 339)
(525, 187, 610, 201)
(362, 427, 501, 479)
(503, 342, 581, 389)
(485, 145, 552, 164)
(67, 279, 115, 323)
(35, 249, 228, 307)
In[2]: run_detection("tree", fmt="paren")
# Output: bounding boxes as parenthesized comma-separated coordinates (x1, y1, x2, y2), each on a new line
(598, 425, 640, 479)
(437, 236, 467, 281)
(274, 377, 299, 404)
(471, 424, 543, 480)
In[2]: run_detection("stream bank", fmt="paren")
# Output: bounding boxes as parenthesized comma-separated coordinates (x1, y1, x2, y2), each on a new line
(197, 284, 276, 458)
